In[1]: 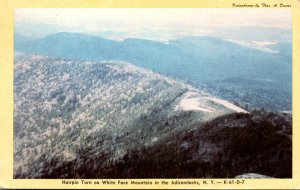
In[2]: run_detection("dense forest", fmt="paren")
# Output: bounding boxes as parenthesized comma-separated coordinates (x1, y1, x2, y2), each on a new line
(14, 54, 292, 179)
(100, 110, 291, 178)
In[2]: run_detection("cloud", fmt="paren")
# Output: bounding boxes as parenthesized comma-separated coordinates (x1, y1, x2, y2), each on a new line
(224, 39, 280, 53)
(251, 41, 278, 46)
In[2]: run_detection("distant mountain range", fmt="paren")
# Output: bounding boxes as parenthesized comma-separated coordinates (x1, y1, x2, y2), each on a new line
(14, 32, 291, 82)
(14, 55, 291, 178)
(14, 32, 292, 110)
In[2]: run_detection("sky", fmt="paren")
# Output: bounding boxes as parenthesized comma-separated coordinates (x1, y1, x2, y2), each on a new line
(15, 8, 292, 44)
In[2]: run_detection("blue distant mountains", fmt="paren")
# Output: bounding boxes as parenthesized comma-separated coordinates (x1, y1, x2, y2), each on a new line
(14, 32, 292, 110)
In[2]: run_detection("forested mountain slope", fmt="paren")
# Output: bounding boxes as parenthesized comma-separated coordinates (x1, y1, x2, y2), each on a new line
(14, 54, 248, 178)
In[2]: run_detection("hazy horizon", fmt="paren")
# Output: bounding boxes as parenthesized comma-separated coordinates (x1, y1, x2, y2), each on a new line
(15, 9, 291, 44)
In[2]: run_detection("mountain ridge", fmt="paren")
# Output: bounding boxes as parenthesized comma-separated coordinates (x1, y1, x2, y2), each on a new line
(14, 54, 249, 178)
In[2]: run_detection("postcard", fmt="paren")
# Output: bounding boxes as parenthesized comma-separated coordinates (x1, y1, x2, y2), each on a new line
(0, 0, 299, 189)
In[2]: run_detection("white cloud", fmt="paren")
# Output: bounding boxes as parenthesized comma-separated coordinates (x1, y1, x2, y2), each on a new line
(224, 39, 279, 53)
(251, 41, 278, 46)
